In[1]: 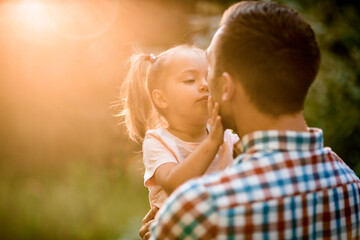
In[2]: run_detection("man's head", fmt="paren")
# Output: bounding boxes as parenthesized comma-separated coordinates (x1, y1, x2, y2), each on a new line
(207, 1, 320, 131)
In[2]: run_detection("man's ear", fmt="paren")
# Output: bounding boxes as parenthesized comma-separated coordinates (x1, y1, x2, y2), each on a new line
(221, 72, 235, 102)
(152, 89, 168, 109)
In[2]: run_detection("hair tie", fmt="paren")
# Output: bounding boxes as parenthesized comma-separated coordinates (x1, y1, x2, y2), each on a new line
(145, 53, 157, 64)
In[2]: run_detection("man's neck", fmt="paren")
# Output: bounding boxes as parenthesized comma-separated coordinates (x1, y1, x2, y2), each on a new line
(236, 110, 308, 138)
(229, 81, 308, 138)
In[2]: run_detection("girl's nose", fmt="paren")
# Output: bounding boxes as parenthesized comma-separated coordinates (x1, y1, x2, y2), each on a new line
(199, 78, 209, 92)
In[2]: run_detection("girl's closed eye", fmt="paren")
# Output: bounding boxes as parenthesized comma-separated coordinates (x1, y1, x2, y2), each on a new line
(183, 79, 195, 84)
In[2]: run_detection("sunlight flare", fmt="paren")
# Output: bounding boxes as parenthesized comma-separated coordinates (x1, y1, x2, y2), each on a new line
(2, 0, 119, 39)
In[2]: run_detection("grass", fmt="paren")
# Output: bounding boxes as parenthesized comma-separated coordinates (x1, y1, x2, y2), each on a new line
(0, 160, 150, 240)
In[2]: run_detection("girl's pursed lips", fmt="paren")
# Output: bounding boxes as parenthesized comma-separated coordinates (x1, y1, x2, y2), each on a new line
(198, 95, 209, 101)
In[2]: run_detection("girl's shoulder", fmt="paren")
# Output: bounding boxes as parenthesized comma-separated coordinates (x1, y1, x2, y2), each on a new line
(143, 128, 180, 162)
(144, 127, 178, 147)
(145, 127, 172, 140)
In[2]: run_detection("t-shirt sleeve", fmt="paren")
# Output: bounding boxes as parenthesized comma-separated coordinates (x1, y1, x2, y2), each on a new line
(224, 129, 240, 146)
(143, 133, 179, 184)
(224, 130, 241, 159)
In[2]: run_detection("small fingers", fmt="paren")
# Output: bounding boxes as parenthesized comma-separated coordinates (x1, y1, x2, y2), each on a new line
(216, 115, 221, 123)
(139, 220, 153, 239)
(212, 102, 220, 121)
(139, 206, 159, 239)
(144, 232, 151, 240)
(142, 206, 159, 224)
(208, 96, 214, 126)
(149, 206, 159, 218)
(215, 115, 222, 128)
(212, 114, 220, 128)
(215, 115, 224, 144)
(139, 225, 146, 239)
(208, 96, 214, 116)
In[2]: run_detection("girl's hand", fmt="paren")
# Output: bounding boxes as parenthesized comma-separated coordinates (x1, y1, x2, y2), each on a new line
(139, 205, 159, 240)
(207, 96, 224, 148)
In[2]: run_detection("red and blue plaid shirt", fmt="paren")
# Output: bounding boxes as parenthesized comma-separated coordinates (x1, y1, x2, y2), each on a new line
(150, 128, 360, 239)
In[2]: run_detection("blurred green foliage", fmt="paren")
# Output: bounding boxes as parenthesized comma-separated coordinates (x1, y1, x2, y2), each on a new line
(282, 0, 360, 175)
(0, 160, 149, 240)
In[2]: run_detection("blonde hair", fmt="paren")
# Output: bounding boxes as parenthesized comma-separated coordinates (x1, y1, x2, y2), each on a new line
(120, 44, 204, 143)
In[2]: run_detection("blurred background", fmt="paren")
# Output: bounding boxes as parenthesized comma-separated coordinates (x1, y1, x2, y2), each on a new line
(0, 0, 359, 239)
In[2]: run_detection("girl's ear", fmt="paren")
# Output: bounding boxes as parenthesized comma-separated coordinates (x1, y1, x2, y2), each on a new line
(152, 89, 168, 109)
(221, 72, 235, 102)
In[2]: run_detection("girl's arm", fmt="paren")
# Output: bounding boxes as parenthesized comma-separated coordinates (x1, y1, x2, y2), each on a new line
(154, 100, 224, 195)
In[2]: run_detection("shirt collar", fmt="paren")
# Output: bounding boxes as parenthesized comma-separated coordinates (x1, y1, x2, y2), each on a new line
(237, 128, 324, 154)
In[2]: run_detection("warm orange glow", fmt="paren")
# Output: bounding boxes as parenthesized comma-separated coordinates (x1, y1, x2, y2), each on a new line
(48, 0, 119, 40)
(0, 1, 214, 237)
(12, 0, 49, 31)
(0, 0, 193, 167)
(3, 0, 119, 39)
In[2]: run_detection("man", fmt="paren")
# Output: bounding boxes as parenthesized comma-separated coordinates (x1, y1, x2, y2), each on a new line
(146, 1, 360, 239)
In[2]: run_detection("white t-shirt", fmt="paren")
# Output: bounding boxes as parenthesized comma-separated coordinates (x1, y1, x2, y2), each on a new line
(142, 127, 239, 207)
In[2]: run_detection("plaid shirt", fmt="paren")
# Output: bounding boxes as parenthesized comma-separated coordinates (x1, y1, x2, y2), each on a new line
(150, 128, 360, 239)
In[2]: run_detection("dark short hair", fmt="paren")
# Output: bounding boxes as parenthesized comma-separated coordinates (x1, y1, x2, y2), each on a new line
(216, 1, 320, 116)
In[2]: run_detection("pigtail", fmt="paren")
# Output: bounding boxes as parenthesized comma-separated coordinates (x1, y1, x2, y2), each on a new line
(120, 54, 157, 143)
(119, 44, 200, 143)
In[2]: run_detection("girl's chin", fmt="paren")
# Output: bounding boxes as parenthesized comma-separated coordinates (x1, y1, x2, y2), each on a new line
(190, 108, 209, 121)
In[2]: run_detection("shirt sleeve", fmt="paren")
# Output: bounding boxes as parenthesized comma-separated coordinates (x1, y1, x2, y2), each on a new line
(224, 129, 241, 158)
(224, 129, 240, 145)
(150, 180, 219, 239)
(143, 133, 179, 184)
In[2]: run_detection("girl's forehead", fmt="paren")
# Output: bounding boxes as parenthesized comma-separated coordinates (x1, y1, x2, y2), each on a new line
(169, 48, 205, 60)
(165, 49, 207, 72)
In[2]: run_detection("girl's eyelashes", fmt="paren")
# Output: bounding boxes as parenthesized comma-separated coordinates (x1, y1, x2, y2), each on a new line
(183, 79, 195, 84)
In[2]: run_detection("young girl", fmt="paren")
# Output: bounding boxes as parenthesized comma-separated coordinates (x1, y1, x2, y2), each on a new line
(120, 45, 239, 208)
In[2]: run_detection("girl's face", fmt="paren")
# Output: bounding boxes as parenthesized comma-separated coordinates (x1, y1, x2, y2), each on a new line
(160, 49, 209, 126)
